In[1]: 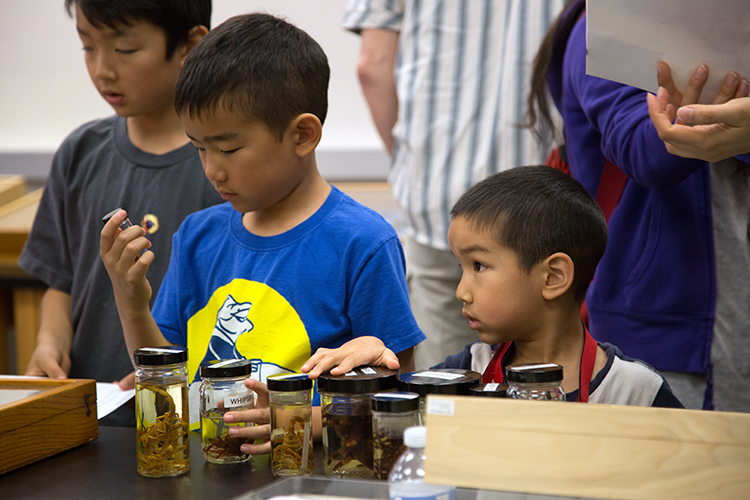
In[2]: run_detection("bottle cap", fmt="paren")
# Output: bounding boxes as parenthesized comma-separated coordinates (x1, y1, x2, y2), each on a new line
(267, 373, 313, 391)
(317, 366, 398, 394)
(200, 358, 254, 378)
(397, 369, 481, 397)
(504, 363, 563, 384)
(134, 346, 187, 366)
(403, 426, 426, 448)
(371, 392, 420, 413)
(469, 383, 508, 398)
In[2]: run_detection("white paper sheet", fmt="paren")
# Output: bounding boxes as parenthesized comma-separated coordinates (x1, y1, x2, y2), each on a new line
(586, 0, 750, 103)
(96, 382, 134, 420)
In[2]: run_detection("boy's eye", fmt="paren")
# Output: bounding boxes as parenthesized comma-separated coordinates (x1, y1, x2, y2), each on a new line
(115, 48, 138, 54)
(473, 262, 487, 272)
(221, 148, 240, 155)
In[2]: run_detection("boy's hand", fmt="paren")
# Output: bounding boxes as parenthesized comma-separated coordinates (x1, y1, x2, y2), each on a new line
(224, 378, 271, 455)
(116, 371, 136, 391)
(100, 209, 154, 307)
(24, 341, 70, 379)
(300, 336, 400, 379)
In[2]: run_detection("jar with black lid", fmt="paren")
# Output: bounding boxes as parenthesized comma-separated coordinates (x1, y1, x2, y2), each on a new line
(318, 366, 398, 478)
(397, 368, 481, 422)
(267, 373, 314, 477)
(469, 383, 508, 398)
(134, 346, 190, 477)
(371, 392, 420, 479)
(504, 363, 565, 401)
(199, 359, 255, 464)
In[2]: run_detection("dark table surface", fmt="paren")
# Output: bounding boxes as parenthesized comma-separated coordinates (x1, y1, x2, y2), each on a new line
(0, 425, 326, 500)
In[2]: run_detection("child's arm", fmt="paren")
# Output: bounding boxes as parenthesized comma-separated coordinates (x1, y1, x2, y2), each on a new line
(100, 209, 170, 364)
(24, 288, 73, 379)
(300, 336, 400, 379)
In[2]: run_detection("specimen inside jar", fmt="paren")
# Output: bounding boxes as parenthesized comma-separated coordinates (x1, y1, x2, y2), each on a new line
(373, 434, 406, 480)
(271, 415, 314, 472)
(323, 409, 374, 475)
(136, 381, 190, 477)
(201, 409, 249, 463)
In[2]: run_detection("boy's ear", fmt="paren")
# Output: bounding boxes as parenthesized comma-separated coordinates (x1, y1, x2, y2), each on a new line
(179, 25, 209, 66)
(541, 252, 574, 301)
(290, 113, 323, 157)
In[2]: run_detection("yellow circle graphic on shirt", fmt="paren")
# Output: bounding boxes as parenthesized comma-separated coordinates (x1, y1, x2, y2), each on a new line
(186, 279, 310, 385)
(140, 214, 159, 234)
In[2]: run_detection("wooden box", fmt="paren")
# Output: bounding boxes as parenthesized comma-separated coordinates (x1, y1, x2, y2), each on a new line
(0, 377, 98, 474)
(0, 175, 27, 209)
(424, 395, 750, 500)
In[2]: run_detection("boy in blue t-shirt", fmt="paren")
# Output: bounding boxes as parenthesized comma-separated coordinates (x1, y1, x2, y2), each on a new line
(101, 13, 425, 454)
(303, 166, 682, 409)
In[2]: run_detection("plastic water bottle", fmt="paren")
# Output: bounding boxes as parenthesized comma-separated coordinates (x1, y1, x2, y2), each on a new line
(388, 426, 457, 500)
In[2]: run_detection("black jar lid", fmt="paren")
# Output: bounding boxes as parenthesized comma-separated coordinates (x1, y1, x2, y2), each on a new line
(470, 383, 508, 398)
(317, 366, 399, 394)
(371, 392, 420, 413)
(200, 358, 254, 378)
(134, 346, 187, 366)
(397, 369, 481, 397)
(267, 373, 313, 391)
(504, 363, 563, 384)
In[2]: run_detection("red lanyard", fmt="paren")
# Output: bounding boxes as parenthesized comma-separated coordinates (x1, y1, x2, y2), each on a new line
(482, 325, 597, 403)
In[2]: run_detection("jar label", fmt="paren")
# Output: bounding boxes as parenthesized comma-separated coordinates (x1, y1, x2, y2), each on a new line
(223, 393, 254, 408)
(411, 371, 463, 380)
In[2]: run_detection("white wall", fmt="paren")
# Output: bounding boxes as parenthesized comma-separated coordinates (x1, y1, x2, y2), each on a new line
(0, 0, 389, 181)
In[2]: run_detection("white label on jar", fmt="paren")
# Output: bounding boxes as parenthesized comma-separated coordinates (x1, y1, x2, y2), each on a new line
(223, 393, 254, 408)
(411, 371, 463, 380)
(139, 347, 176, 354)
(360, 367, 377, 375)
(212, 359, 241, 368)
(484, 383, 499, 391)
(344, 371, 358, 376)
(515, 363, 558, 371)
(426, 398, 455, 416)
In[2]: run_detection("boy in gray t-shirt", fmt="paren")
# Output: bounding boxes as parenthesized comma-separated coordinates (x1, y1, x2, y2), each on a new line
(18, 0, 222, 426)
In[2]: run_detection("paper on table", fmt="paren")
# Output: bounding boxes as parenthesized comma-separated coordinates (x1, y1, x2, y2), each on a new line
(586, 0, 750, 103)
(96, 382, 134, 420)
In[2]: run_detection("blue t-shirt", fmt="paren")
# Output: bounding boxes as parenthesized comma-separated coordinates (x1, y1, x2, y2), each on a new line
(152, 186, 425, 418)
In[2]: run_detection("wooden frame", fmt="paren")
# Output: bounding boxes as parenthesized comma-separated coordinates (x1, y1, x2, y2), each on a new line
(0, 377, 98, 474)
(424, 395, 750, 500)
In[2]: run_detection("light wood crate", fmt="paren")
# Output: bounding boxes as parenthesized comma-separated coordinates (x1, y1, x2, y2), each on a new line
(424, 395, 750, 500)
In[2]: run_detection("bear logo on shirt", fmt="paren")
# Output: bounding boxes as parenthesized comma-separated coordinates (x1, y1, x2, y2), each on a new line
(207, 294, 253, 359)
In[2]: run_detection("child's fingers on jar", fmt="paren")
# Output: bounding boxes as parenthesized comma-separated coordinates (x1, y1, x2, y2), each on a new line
(240, 441, 271, 456)
(228, 422, 270, 441)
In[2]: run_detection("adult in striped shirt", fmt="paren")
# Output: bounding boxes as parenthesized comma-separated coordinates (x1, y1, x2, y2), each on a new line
(343, 0, 564, 368)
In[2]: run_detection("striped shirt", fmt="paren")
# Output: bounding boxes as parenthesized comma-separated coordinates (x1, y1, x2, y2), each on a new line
(343, 0, 564, 250)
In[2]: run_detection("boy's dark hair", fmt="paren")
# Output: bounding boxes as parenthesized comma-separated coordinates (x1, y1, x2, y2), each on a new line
(65, 0, 212, 60)
(174, 13, 330, 141)
(451, 165, 607, 302)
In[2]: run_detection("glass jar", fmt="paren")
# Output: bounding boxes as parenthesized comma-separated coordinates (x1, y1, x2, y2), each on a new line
(199, 359, 255, 464)
(397, 369, 481, 422)
(134, 347, 190, 477)
(318, 366, 398, 478)
(504, 363, 565, 401)
(469, 383, 508, 398)
(371, 392, 420, 480)
(267, 373, 314, 477)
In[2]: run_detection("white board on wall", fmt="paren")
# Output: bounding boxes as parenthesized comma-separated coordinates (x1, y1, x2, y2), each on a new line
(0, 0, 388, 180)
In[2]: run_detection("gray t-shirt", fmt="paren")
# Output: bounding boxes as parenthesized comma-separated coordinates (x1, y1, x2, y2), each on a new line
(663, 158, 750, 412)
(19, 115, 223, 426)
